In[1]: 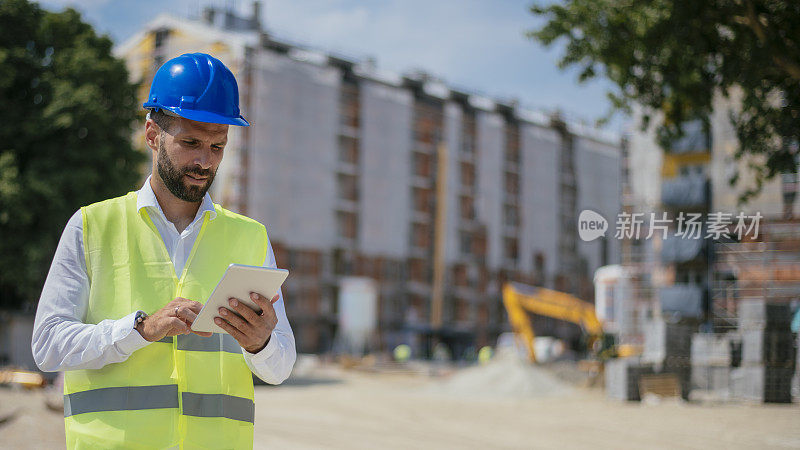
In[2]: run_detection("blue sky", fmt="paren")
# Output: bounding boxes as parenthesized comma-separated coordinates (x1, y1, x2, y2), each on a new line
(39, 0, 627, 132)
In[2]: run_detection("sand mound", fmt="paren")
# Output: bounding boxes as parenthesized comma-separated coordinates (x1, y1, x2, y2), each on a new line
(432, 353, 574, 399)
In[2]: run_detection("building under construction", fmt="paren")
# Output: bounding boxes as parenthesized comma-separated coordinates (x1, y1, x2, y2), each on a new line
(116, 4, 622, 355)
(607, 95, 800, 402)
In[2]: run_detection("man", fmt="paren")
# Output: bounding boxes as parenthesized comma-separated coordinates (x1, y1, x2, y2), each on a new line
(32, 53, 296, 449)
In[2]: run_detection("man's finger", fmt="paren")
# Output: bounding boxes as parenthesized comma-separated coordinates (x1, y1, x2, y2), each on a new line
(214, 317, 246, 343)
(176, 308, 198, 324)
(255, 293, 278, 320)
(166, 318, 191, 335)
(192, 330, 213, 337)
(250, 292, 278, 316)
(249, 292, 272, 310)
(228, 298, 260, 324)
(184, 301, 204, 314)
(218, 307, 249, 331)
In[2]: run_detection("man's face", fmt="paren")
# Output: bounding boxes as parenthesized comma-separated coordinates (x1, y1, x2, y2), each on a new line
(152, 116, 228, 202)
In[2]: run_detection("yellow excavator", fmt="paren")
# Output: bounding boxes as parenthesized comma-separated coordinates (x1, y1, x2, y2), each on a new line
(502, 282, 636, 363)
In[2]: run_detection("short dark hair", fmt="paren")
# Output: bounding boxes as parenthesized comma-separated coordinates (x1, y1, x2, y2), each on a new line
(149, 108, 176, 134)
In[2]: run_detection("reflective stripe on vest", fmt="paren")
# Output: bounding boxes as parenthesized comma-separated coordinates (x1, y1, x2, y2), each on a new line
(64, 386, 254, 423)
(64, 192, 268, 449)
(64, 385, 179, 417)
(181, 393, 255, 423)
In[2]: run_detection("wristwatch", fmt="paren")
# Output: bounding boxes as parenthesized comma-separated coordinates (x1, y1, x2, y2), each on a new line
(134, 310, 148, 330)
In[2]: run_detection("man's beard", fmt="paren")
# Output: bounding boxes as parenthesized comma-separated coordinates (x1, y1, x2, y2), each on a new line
(157, 140, 215, 202)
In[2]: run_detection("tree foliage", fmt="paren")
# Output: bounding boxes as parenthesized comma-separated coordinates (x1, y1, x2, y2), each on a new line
(0, 0, 144, 310)
(529, 0, 800, 201)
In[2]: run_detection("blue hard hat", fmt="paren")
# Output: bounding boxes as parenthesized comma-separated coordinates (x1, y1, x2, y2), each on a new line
(143, 53, 249, 126)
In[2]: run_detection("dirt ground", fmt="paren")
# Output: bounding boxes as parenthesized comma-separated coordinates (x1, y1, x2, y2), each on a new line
(1, 360, 798, 449)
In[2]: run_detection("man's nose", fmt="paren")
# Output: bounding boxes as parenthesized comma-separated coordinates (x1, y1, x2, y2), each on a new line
(194, 148, 213, 170)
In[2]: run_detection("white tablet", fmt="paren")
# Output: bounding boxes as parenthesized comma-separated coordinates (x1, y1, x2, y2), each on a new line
(191, 264, 289, 334)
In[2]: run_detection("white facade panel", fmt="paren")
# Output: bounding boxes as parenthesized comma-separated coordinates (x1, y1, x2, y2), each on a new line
(358, 80, 414, 257)
(248, 51, 341, 249)
(476, 111, 505, 270)
(520, 124, 561, 283)
(574, 137, 622, 276)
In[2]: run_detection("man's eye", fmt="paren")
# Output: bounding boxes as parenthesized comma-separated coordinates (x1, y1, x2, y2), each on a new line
(183, 140, 198, 146)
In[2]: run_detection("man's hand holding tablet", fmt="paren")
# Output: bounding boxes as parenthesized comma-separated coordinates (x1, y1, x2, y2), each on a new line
(191, 264, 289, 353)
(215, 292, 280, 353)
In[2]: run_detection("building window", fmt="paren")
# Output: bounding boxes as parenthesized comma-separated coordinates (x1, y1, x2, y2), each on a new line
(503, 203, 518, 227)
(504, 171, 519, 196)
(460, 231, 472, 255)
(460, 161, 475, 187)
(409, 258, 429, 282)
(412, 187, 433, 213)
(338, 135, 359, 164)
(413, 97, 443, 145)
(337, 173, 358, 202)
(413, 151, 433, 178)
(534, 252, 546, 285)
(461, 134, 474, 154)
(455, 300, 470, 322)
(336, 211, 357, 240)
(505, 122, 520, 165)
(453, 265, 468, 287)
(411, 222, 431, 249)
(333, 248, 353, 274)
(339, 80, 360, 129)
(504, 237, 518, 262)
(462, 109, 477, 154)
(459, 195, 475, 220)
(154, 28, 170, 49)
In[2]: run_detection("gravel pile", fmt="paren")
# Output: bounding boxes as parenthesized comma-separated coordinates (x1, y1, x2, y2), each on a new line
(432, 352, 574, 399)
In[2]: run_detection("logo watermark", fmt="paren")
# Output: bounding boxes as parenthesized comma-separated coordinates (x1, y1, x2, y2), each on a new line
(577, 209, 608, 242)
(578, 210, 762, 242)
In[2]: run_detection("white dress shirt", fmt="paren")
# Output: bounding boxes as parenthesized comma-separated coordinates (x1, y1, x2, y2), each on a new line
(31, 176, 296, 384)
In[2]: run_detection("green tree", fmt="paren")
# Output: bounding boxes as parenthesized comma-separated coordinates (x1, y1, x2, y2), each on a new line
(0, 0, 144, 310)
(529, 0, 799, 202)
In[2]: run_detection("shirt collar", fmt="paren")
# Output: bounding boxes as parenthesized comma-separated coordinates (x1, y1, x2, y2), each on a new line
(136, 174, 217, 222)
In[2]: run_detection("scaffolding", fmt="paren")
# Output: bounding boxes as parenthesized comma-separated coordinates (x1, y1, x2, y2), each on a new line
(712, 231, 800, 332)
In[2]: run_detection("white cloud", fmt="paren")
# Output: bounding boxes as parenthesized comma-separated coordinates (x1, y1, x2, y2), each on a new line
(257, 0, 619, 129)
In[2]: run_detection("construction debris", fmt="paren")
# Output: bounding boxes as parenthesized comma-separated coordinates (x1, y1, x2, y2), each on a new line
(432, 352, 573, 399)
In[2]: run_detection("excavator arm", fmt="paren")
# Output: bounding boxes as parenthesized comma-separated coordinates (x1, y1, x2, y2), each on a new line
(502, 282, 603, 363)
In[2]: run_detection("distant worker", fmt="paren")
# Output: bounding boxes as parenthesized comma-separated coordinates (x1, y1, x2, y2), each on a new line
(394, 344, 412, 362)
(478, 346, 493, 365)
(31, 53, 296, 449)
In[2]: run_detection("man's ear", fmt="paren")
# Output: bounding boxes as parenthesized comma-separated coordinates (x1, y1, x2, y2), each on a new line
(145, 119, 160, 152)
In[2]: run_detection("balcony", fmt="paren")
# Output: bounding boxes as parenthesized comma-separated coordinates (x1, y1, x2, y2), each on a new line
(660, 234, 706, 264)
(661, 174, 709, 208)
(669, 120, 710, 154)
(658, 283, 705, 318)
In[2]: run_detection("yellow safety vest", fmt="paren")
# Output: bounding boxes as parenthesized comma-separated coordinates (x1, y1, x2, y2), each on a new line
(64, 191, 268, 449)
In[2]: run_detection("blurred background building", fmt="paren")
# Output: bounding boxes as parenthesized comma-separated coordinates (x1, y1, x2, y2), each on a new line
(605, 92, 800, 402)
(115, 3, 622, 356)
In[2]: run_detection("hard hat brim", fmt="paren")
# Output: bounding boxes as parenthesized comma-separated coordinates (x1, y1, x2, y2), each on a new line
(151, 106, 249, 127)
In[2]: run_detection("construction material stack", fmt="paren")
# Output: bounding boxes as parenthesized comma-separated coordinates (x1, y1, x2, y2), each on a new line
(640, 319, 697, 399)
(605, 357, 654, 401)
(690, 332, 736, 399)
(732, 300, 796, 403)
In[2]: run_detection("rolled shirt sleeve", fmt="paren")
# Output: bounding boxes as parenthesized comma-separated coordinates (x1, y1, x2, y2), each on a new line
(242, 237, 297, 384)
(31, 210, 151, 372)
